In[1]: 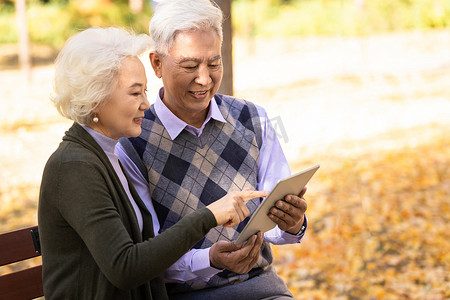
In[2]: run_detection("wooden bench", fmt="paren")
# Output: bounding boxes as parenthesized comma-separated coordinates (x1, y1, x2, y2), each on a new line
(0, 226, 43, 299)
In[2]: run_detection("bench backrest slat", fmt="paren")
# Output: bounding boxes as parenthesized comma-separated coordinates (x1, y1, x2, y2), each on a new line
(0, 265, 43, 299)
(0, 226, 44, 299)
(0, 226, 40, 266)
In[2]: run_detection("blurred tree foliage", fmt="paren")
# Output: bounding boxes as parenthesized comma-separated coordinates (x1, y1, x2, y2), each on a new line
(1, 0, 449, 48)
(0, 0, 151, 48)
(232, 0, 450, 37)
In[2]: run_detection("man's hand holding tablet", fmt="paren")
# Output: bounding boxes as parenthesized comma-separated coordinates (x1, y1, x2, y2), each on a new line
(234, 164, 320, 245)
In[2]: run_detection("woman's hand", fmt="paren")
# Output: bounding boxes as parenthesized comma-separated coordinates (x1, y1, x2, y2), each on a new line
(206, 190, 269, 227)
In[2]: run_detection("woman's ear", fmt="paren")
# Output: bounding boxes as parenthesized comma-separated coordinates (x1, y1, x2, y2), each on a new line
(149, 51, 163, 78)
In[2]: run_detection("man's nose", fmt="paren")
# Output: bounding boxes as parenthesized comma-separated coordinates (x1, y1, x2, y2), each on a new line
(195, 65, 212, 86)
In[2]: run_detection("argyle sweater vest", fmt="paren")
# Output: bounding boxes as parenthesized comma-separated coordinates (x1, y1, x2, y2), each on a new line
(121, 94, 274, 291)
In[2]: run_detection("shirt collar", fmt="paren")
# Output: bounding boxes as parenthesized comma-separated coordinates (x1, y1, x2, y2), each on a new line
(82, 126, 118, 156)
(154, 87, 226, 140)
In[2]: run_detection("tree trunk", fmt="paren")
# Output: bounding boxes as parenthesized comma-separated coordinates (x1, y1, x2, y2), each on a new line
(15, 0, 31, 80)
(130, 0, 144, 13)
(75, 0, 112, 13)
(215, 0, 233, 96)
(354, 0, 365, 10)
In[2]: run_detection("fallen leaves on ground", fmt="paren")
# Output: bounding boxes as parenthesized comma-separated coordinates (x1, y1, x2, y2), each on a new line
(1, 132, 449, 298)
(273, 135, 450, 299)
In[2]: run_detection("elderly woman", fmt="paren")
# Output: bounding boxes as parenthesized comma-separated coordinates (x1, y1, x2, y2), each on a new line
(117, 0, 309, 299)
(38, 27, 266, 300)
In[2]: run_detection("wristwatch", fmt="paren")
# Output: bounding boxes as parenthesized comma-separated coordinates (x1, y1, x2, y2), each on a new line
(294, 216, 308, 236)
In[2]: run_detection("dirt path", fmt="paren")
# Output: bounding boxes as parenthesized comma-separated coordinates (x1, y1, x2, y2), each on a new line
(233, 30, 450, 166)
(1, 30, 450, 196)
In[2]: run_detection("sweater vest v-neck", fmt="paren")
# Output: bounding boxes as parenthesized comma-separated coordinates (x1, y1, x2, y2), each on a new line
(122, 94, 275, 291)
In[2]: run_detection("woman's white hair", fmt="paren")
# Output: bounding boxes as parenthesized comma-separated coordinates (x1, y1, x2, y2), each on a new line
(51, 27, 152, 125)
(149, 0, 223, 55)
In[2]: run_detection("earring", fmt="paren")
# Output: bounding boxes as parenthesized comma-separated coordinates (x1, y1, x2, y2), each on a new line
(93, 114, 99, 123)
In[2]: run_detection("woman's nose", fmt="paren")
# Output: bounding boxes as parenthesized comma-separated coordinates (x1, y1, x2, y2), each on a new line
(141, 93, 150, 110)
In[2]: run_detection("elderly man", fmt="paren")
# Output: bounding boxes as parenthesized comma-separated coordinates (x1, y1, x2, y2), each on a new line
(117, 0, 308, 299)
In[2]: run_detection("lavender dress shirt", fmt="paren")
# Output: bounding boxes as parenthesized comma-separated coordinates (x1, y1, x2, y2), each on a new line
(83, 126, 143, 233)
(115, 88, 307, 284)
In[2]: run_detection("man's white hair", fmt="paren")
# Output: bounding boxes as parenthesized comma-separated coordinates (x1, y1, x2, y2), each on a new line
(51, 27, 152, 125)
(149, 0, 223, 55)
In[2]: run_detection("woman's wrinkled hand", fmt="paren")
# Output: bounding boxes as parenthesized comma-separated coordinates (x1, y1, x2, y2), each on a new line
(206, 190, 269, 227)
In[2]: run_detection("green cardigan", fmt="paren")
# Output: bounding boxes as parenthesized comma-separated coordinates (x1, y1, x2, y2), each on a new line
(38, 123, 217, 300)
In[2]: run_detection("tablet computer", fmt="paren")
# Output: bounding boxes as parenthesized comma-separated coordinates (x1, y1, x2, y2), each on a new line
(234, 164, 320, 245)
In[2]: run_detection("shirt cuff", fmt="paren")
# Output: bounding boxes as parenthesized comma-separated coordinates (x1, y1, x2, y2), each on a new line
(281, 215, 308, 241)
(190, 248, 222, 280)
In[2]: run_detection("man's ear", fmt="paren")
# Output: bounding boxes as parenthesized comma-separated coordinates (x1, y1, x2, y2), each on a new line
(149, 51, 163, 78)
